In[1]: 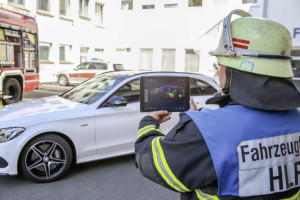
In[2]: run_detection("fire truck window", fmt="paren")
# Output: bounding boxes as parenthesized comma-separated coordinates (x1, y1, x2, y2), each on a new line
(0, 29, 4, 41)
(23, 32, 36, 50)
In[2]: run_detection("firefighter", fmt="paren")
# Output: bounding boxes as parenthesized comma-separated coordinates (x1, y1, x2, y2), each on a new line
(135, 10, 300, 199)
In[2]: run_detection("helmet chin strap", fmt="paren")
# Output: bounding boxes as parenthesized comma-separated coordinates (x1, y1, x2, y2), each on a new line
(220, 67, 232, 95)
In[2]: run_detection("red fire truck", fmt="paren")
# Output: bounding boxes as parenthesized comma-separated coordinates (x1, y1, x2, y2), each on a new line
(0, 7, 39, 105)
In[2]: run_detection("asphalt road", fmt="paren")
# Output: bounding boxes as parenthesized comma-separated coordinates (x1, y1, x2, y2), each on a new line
(0, 155, 179, 200)
(1, 83, 180, 200)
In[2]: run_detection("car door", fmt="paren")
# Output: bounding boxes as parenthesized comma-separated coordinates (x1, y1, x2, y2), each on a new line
(94, 78, 144, 156)
(69, 62, 90, 84)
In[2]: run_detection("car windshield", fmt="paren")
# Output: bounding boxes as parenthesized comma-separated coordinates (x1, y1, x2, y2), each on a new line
(61, 73, 127, 104)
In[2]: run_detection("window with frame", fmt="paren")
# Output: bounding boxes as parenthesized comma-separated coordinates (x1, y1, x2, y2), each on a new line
(190, 78, 217, 96)
(79, 0, 89, 17)
(95, 3, 103, 25)
(113, 79, 140, 103)
(162, 49, 175, 71)
(242, 0, 258, 3)
(39, 43, 51, 61)
(292, 49, 300, 77)
(8, 0, 25, 6)
(37, 0, 50, 12)
(121, 0, 133, 10)
(185, 49, 199, 72)
(59, 44, 71, 62)
(60, 0, 70, 16)
(188, 0, 202, 7)
(80, 47, 89, 63)
(140, 49, 153, 70)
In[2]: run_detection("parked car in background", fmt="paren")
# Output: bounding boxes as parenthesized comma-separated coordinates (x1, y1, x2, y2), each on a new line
(0, 71, 219, 183)
(56, 61, 125, 86)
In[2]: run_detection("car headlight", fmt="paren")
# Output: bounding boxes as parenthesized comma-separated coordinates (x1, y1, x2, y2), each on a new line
(0, 127, 26, 143)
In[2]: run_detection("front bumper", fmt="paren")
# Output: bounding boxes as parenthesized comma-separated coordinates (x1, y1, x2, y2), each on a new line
(0, 138, 23, 175)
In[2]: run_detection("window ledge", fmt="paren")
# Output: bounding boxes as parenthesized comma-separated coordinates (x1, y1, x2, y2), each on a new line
(36, 10, 54, 17)
(59, 16, 74, 22)
(40, 60, 54, 64)
(95, 24, 105, 29)
(8, 3, 29, 12)
(60, 61, 74, 64)
(79, 15, 91, 21)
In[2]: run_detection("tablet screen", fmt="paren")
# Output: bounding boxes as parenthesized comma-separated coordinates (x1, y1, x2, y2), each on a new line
(140, 76, 190, 112)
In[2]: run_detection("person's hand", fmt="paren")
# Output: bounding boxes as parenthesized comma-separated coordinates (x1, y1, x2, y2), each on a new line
(148, 110, 172, 125)
(189, 98, 198, 111)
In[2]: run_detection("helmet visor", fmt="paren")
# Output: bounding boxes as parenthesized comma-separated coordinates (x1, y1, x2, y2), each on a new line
(194, 9, 252, 57)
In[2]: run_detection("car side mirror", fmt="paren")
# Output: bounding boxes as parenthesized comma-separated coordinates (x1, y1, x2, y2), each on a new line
(106, 96, 127, 107)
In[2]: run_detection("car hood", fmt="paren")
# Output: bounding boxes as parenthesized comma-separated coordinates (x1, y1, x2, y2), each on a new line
(0, 96, 88, 127)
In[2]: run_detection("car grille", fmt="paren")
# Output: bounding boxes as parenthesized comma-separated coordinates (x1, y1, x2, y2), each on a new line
(0, 157, 8, 168)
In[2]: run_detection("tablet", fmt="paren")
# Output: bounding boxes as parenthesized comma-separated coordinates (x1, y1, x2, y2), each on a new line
(140, 76, 190, 112)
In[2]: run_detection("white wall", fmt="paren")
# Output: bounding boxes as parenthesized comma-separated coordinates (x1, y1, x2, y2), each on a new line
(6, 0, 300, 82)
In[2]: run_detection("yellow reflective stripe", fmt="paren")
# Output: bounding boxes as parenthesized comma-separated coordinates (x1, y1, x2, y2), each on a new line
(152, 137, 190, 192)
(195, 189, 219, 200)
(195, 190, 206, 200)
(281, 190, 300, 200)
(138, 125, 155, 135)
(137, 125, 164, 139)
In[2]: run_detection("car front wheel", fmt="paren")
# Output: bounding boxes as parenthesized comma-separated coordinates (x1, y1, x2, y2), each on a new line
(58, 75, 69, 86)
(20, 134, 73, 183)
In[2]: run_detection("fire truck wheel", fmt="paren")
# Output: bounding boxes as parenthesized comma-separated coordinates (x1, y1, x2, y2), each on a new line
(58, 75, 69, 86)
(20, 134, 73, 183)
(3, 78, 22, 105)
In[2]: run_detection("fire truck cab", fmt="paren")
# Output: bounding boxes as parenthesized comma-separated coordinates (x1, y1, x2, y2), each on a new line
(0, 7, 39, 105)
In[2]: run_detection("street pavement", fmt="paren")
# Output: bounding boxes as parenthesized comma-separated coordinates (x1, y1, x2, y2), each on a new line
(22, 83, 73, 101)
(0, 155, 179, 200)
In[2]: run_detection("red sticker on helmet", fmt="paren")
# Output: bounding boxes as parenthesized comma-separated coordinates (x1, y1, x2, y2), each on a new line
(233, 38, 250, 49)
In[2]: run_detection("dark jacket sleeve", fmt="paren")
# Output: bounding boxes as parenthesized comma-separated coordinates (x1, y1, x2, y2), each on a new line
(135, 113, 218, 193)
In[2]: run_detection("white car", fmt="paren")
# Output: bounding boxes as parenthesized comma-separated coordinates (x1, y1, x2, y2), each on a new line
(0, 71, 219, 183)
(56, 61, 125, 86)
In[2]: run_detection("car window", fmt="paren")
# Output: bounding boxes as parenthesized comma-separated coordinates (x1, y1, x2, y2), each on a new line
(112, 78, 140, 103)
(77, 63, 89, 70)
(61, 73, 128, 104)
(190, 78, 217, 96)
(113, 64, 125, 71)
(91, 63, 108, 70)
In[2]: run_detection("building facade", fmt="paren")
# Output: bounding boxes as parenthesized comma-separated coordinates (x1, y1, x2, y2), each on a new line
(2, 0, 300, 82)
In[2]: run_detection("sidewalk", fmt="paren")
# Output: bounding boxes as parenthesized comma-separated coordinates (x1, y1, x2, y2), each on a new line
(38, 82, 72, 92)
